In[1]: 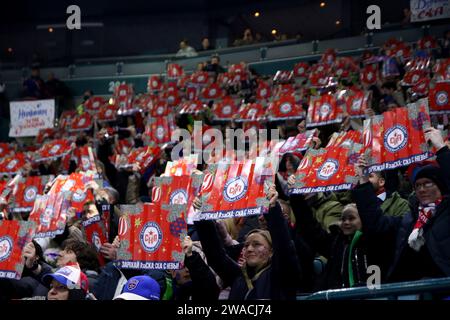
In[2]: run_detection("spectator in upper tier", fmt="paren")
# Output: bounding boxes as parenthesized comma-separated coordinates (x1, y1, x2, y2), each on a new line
(199, 37, 214, 51)
(176, 39, 198, 58)
(22, 66, 47, 99)
(233, 28, 255, 47)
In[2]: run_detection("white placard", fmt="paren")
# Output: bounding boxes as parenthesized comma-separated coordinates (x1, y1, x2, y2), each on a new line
(410, 0, 450, 22)
(9, 99, 55, 137)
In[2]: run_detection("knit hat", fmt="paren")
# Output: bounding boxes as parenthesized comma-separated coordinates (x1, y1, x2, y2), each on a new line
(413, 165, 448, 195)
(114, 275, 160, 300)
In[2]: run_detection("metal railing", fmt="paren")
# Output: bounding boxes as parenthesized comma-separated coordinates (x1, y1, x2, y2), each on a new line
(299, 277, 450, 300)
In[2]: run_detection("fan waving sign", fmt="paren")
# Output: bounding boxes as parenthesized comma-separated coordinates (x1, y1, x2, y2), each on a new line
(363, 99, 432, 173)
(198, 157, 274, 220)
(0, 220, 36, 279)
(116, 203, 185, 270)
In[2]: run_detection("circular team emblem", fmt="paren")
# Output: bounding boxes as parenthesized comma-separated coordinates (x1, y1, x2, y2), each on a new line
(260, 88, 267, 97)
(0, 236, 13, 262)
(93, 101, 100, 109)
(72, 190, 86, 203)
(105, 109, 113, 117)
(223, 176, 248, 203)
(319, 103, 331, 117)
(152, 80, 158, 88)
(156, 106, 164, 115)
(41, 206, 54, 227)
(198, 75, 205, 82)
(156, 126, 165, 140)
(152, 186, 161, 202)
(436, 91, 448, 107)
(81, 156, 90, 171)
(396, 49, 403, 57)
(351, 98, 362, 111)
(127, 278, 140, 291)
(209, 88, 217, 97)
(170, 189, 188, 205)
(139, 222, 163, 253)
(91, 232, 102, 251)
(24, 186, 38, 202)
(280, 103, 292, 114)
(222, 105, 232, 115)
(384, 125, 408, 153)
(367, 72, 373, 81)
(411, 74, 419, 84)
(49, 144, 61, 155)
(6, 159, 18, 170)
(317, 159, 339, 181)
(78, 118, 86, 127)
(201, 173, 214, 192)
(118, 216, 128, 236)
(298, 67, 305, 75)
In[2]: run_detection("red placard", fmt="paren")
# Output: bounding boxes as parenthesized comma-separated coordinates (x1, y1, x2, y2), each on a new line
(145, 115, 176, 146)
(179, 100, 206, 115)
(344, 90, 371, 118)
(82, 215, 107, 266)
(432, 59, 450, 81)
(198, 157, 274, 220)
(417, 36, 438, 50)
(74, 146, 98, 173)
(70, 113, 93, 132)
(290, 143, 361, 194)
(212, 97, 239, 121)
(98, 103, 118, 122)
(0, 143, 12, 158)
(167, 63, 184, 79)
(293, 62, 310, 78)
(277, 130, 318, 155)
(201, 83, 223, 100)
(190, 71, 209, 85)
(0, 220, 36, 279)
(360, 64, 378, 86)
(326, 130, 362, 149)
(150, 100, 170, 118)
(148, 75, 163, 92)
(84, 97, 107, 113)
(267, 95, 305, 121)
(59, 110, 77, 131)
(0, 153, 28, 175)
(363, 99, 432, 173)
(236, 103, 266, 122)
(12, 176, 52, 213)
(256, 81, 272, 100)
(428, 82, 450, 115)
(306, 94, 344, 127)
(34, 139, 73, 162)
(117, 146, 161, 174)
(116, 202, 185, 270)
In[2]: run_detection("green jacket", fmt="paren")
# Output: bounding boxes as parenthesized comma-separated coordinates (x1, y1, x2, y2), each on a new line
(380, 191, 409, 217)
(308, 193, 344, 233)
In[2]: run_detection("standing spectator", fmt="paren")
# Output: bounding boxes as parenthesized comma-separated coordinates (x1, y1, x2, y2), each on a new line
(22, 66, 47, 99)
(401, 8, 412, 27)
(46, 72, 70, 117)
(176, 39, 198, 58)
(199, 37, 214, 51)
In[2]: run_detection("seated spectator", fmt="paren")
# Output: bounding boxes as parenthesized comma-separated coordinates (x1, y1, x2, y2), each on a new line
(176, 39, 198, 58)
(114, 275, 160, 300)
(353, 127, 450, 282)
(233, 28, 255, 47)
(203, 54, 226, 79)
(199, 37, 214, 51)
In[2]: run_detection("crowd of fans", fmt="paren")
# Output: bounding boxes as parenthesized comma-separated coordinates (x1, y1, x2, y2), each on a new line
(0, 28, 449, 301)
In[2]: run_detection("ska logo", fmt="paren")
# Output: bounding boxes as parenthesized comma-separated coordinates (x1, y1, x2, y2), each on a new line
(351, 98, 362, 111)
(81, 156, 90, 170)
(209, 88, 217, 97)
(91, 232, 102, 251)
(127, 278, 140, 290)
(280, 103, 292, 114)
(41, 206, 54, 227)
(317, 159, 339, 181)
(436, 91, 448, 107)
(384, 125, 408, 153)
(6, 159, 18, 170)
(0, 236, 13, 262)
(260, 88, 267, 97)
(49, 144, 61, 155)
(72, 190, 86, 203)
(105, 109, 113, 117)
(222, 105, 232, 115)
(170, 189, 188, 205)
(139, 222, 163, 253)
(24, 186, 38, 202)
(319, 103, 331, 118)
(223, 176, 248, 203)
(156, 126, 165, 140)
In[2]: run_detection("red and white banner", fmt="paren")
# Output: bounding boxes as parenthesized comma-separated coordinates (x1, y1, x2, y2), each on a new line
(82, 215, 108, 266)
(12, 176, 52, 212)
(273, 71, 293, 84)
(179, 100, 206, 115)
(293, 62, 310, 78)
(164, 155, 198, 177)
(0, 143, 12, 158)
(326, 130, 362, 149)
(290, 143, 361, 194)
(116, 202, 185, 269)
(417, 36, 438, 50)
(344, 90, 371, 118)
(98, 104, 118, 122)
(34, 139, 73, 162)
(428, 81, 450, 114)
(190, 71, 209, 86)
(0, 153, 28, 175)
(150, 101, 170, 118)
(70, 113, 93, 132)
(212, 97, 239, 121)
(306, 94, 344, 127)
(148, 75, 163, 92)
(363, 99, 432, 173)
(402, 69, 428, 87)
(267, 95, 305, 121)
(197, 157, 274, 220)
(411, 78, 431, 97)
(0, 220, 36, 279)
(201, 83, 224, 100)
(277, 129, 319, 155)
(145, 116, 176, 146)
(117, 146, 161, 174)
(36, 128, 57, 145)
(432, 59, 450, 81)
(84, 97, 107, 113)
(256, 81, 272, 100)
(74, 146, 98, 173)
(360, 64, 378, 86)
(236, 103, 266, 122)
(59, 110, 77, 131)
(167, 64, 184, 79)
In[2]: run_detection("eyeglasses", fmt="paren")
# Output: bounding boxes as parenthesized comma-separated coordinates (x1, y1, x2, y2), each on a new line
(414, 182, 436, 191)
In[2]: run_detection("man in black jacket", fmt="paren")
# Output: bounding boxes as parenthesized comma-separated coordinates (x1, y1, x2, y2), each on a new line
(352, 127, 450, 283)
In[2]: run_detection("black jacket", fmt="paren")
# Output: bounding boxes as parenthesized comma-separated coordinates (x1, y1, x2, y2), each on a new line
(194, 203, 301, 300)
(352, 146, 450, 281)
